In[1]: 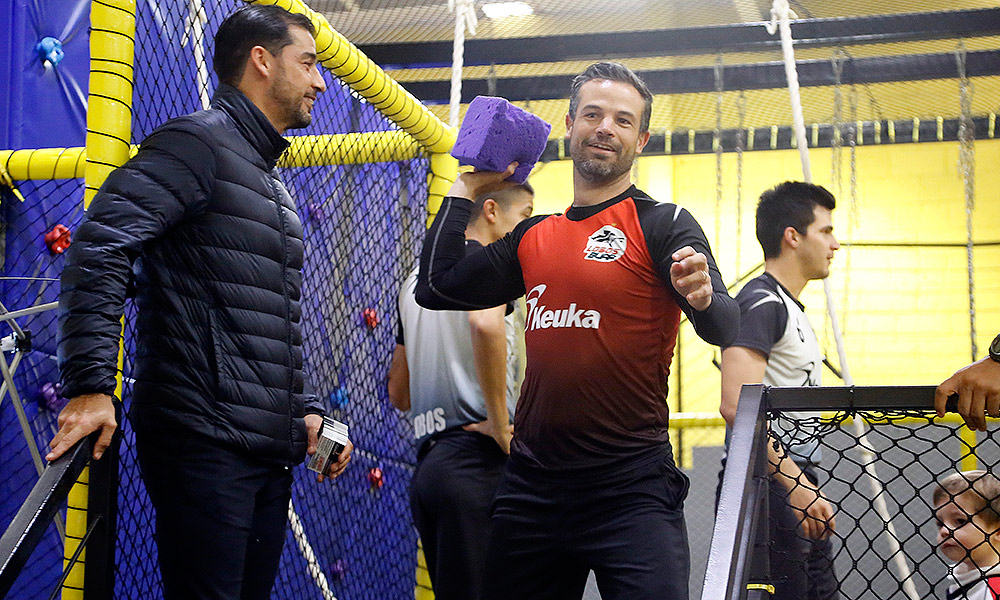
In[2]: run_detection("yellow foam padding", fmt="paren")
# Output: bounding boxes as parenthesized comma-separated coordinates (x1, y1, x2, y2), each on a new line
(426, 153, 458, 223)
(285, 131, 423, 166)
(249, 0, 456, 154)
(1, 132, 425, 182)
(62, 466, 90, 598)
(85, 0, 136, 208)
(0, 147, 89, 181)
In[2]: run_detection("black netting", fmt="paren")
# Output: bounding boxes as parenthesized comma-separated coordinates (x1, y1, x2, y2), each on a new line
(762, 410, 999, 599)
(0, 176, 84, 599)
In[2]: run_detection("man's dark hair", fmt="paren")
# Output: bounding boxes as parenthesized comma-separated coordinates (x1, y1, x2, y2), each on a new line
(470, 182, 534, 225)
(214, 5, 316, 87)
(756, 181, 836, 259)
(568, 62, 653, 133)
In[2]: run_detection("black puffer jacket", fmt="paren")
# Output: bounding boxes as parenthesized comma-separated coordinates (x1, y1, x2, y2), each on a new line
(59, 85, 324, 465)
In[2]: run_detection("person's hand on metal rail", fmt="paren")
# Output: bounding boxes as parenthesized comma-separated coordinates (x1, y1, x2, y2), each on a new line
(935, 334, 1000, 431)
(45, 393, 117, 461)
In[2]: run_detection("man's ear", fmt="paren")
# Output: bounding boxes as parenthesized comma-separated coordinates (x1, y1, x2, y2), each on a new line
(635, 129, 651, 154)
(783, 226, 800, 250)
(482, 198, 498, 224)
(247, 45, 272, 80)
(565, 112, 574, 139)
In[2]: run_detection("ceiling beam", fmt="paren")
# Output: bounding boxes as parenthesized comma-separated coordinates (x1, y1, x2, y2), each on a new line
(360, 8, 1000, 68)
(403, 49, 1000, 103)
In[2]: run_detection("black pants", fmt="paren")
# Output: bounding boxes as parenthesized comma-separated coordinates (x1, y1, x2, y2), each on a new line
(136, 432, 293, 600)
(482, 449, 691, 600)
(716, 464, 840, 600)
(410, 430, 508, 600)
(768, 469, 841, 600)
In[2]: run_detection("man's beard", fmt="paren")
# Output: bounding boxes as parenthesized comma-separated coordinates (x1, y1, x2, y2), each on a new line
(270, 69, 312, 130)
(571, 137, 634, 184)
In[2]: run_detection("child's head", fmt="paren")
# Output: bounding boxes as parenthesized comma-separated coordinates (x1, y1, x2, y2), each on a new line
(933, 470, 1000, 570)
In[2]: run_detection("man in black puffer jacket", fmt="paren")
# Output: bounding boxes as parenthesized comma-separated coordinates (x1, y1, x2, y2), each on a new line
(45, 6, 353, 599)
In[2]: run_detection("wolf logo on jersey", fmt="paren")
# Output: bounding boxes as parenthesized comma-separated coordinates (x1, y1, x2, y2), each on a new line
(583, 225, 627, 262)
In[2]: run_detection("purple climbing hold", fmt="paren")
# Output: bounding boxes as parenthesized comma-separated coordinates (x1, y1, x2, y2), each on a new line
(39, 382, 68, 413)
(330, 558, 348, 580)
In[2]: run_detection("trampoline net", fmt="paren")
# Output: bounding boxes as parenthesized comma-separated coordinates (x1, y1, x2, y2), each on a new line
(738, 408, 1000, 599)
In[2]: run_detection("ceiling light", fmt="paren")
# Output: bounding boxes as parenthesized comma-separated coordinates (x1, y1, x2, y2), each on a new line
(481, 2, 534, 19)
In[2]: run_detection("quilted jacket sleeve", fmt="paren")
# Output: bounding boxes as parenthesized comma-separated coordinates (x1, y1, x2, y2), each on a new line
(59, 122, 216, 398)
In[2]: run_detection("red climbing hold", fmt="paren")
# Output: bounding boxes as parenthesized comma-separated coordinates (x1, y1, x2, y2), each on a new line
(363, 308, 379, 329)
(44, 224, 71, 254)
(368, 467, 384, 489)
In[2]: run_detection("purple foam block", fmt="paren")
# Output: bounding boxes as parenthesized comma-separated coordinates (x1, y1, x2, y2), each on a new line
(451, 96, 552, 184)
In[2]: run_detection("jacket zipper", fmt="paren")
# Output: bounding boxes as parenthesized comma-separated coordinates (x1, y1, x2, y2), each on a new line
(268, 174, 296, 465)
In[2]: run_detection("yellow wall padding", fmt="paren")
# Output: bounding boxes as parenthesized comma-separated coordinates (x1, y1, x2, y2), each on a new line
(250, 0, 456, 154)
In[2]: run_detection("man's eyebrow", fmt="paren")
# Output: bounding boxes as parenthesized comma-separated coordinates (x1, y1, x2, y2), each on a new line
(301, 51, 318, 61)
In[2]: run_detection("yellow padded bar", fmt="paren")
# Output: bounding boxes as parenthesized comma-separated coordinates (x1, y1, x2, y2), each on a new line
(285, 131, 423, 167)
(1, 132, 424, 182)
(0, 147, 89, 182)
(249, 0, 457, 154)
(84, 0, 136, 208)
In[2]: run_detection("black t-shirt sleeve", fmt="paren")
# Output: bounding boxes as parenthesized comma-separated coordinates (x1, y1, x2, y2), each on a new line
(637, 201, 740, 347)
(728, 281, 787, 358)
(415, 196, 544, 310)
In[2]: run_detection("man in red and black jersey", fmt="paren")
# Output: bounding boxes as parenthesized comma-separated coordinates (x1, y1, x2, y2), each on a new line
(417, 62, 739, 600)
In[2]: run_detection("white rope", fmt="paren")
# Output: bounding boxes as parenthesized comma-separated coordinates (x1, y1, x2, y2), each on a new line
(448, 0, 478, 128)
(956, 42, 978, 362)
(767, 3, 919, 598)
(182, 0, 211, 110)
(288, 499, 337, 600)
(765, 1, 810, 182)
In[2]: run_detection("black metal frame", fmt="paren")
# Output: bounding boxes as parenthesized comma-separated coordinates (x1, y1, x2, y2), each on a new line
(702, 384, 770, 600)
(0, 429, 120, 600)
(362, 8, 1000, 68)
(701, 384, 941, 600)
(403, 48, 1000, 103)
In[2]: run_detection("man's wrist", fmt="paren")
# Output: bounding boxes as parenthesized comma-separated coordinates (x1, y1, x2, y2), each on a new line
(988, 333, 1000, 363)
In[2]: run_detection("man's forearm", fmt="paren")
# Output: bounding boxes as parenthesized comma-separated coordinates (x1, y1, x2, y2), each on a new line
(689, 291, 740, 347)
(469, 307, 509, 435)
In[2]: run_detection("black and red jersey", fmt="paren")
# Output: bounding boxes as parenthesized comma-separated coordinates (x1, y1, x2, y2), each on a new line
(417, 185, 738, 476)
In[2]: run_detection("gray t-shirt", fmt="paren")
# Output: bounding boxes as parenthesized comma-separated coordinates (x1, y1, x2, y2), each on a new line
(396, 242, 523, 443)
